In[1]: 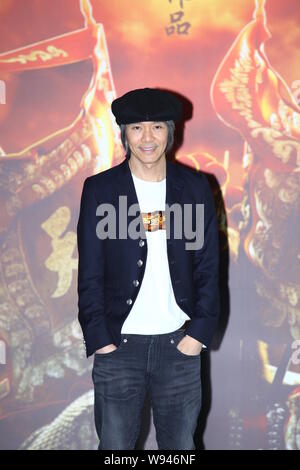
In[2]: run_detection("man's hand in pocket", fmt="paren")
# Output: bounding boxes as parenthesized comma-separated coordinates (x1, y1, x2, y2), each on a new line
(95, 344, 117, 354)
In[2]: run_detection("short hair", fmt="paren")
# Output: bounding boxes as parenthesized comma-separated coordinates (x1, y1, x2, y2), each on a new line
(120, 121, 175, 160)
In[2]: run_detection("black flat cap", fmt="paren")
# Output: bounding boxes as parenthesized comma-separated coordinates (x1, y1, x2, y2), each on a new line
(111, 87, 182, 125)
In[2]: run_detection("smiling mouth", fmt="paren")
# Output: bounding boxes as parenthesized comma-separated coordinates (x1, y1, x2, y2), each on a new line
(140, 147, 156, 152)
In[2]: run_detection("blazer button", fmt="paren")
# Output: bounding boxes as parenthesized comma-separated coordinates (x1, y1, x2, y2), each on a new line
(137, 259, 143, 267)
(133, 279, 139, 287)
(126, 298, 133, 305)
(139, 239, 145, 247)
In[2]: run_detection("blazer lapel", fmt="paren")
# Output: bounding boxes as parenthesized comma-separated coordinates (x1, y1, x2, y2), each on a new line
(166, 159, 184, 240)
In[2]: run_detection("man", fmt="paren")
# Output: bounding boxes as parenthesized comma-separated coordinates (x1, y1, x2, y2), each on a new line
(77, 87, 219, 450)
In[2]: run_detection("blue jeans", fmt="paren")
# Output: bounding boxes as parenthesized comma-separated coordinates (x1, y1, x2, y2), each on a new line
(92, 327, 202, 450)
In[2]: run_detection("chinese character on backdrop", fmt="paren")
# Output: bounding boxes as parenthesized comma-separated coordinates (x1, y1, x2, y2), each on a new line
(165, 0, 192, 36)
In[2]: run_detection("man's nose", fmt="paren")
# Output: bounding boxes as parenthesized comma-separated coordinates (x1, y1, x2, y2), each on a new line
(142, 125, 154, 141)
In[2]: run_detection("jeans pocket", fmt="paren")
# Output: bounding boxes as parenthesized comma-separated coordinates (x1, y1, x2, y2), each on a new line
(170, 333, 201, 359)
(94, 339, 125, 358)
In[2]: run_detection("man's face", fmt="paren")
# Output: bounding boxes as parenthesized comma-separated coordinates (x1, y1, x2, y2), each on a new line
(125, 121, 168, 164)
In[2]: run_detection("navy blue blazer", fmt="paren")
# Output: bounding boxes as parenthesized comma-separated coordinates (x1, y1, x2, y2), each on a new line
(77, 158, 219, 357)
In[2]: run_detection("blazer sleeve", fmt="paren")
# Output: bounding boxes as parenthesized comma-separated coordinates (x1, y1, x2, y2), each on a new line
(185, 174, 220, 349)
(77, 177, 114, 357)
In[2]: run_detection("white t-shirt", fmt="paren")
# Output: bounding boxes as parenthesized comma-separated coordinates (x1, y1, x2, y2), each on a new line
(121, 172, 190, 334)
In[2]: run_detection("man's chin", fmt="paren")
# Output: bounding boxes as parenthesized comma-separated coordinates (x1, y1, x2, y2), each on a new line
(136, 152, 166, 164)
